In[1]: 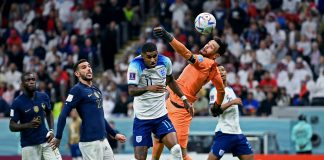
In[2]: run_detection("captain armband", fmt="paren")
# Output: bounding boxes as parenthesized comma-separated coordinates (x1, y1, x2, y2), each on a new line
(187, 55, 196, 64)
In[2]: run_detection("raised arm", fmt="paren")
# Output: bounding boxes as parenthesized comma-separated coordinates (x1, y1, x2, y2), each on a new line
(153, 27, 193, 60)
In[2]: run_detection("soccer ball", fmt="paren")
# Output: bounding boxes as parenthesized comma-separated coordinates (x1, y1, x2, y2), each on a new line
(194, 12, 216, 35)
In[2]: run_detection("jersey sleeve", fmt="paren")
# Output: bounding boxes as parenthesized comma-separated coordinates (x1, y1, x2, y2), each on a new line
(127, 61, 140, 85)
(56, 87, 81, 139)
(208, 64, 225, 105)
(10, 101, 20, 122)
(43, 93, 52, 110)
(188, 54, 211, 69)
(209, 87, 217, 104)
(164, 56, 173, 75)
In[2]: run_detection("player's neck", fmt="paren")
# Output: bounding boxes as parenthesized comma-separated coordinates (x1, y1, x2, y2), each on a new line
(79, 79, 92, 87)
(223, 81, 227, 87)
(23, 90, 35, 99)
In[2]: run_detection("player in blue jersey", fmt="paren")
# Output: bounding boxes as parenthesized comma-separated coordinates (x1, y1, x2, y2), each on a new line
(50, 59, 126, 160)
(127, 42, 192, 160)
(208, 66, 254, 160)
(9, 72, 62, 160)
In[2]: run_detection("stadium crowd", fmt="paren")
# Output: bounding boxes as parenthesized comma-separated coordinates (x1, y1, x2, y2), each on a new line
(0, 0, 324, 118)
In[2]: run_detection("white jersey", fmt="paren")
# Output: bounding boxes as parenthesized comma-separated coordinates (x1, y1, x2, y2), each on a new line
(209, 87, 242, 134)
(127, 55, 172, 119)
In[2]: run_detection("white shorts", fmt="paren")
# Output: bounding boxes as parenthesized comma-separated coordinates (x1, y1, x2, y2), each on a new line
(79, 138, 114, 160)
(22, 142, 62, 160)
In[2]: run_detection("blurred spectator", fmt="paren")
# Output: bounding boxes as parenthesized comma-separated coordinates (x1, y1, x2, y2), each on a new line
(112, 92, 131, 117)
(228, 0, 247, 35)
(242, 92, 259, 116)
(291, 115, 313, 154)
(276, 87, 291, 107)
(101, 21, 118, 71)
(256, 40, 272, 69)
(257, 92, 276, 116)
(193, 89, 209, 116)
(4, 63, 21, 90)
(259, 71, 278, 93)
(68, 109, 82, 160)
(311, 70, 324, 106)
(74, 10, 92, 36)
(169, 0, 189, 30)
(0, 96, 10, 117)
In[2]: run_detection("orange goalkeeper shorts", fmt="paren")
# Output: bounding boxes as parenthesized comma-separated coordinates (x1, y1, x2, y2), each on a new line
(166, 98, 192, 149)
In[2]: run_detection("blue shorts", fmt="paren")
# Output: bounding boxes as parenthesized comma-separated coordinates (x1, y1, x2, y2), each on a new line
(133, 114, 176, 147)
(71, 143, 82, 157)
(211, 132, 253, 158)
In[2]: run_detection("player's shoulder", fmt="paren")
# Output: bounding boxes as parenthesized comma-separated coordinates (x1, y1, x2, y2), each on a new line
(157, 54, 172, 66)
(35, 91, 50, 99)
(196, 54, 216, 65)
(69, 83, 83, 93)
(129, 55, 146, 69)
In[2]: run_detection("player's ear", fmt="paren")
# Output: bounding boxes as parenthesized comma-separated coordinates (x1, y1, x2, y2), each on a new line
(74, 71, 80, 77)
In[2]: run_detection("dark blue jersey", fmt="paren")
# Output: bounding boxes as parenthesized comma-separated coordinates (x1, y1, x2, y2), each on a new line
(56, 82, 116, 142)
(10, 92, 51, 147)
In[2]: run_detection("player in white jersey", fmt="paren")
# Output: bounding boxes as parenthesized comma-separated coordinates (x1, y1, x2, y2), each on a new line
(127, 42, 192, 160)
(208, 66, 254, 160)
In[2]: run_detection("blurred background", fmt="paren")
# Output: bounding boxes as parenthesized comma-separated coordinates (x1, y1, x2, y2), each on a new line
(0, 0, 324, 159)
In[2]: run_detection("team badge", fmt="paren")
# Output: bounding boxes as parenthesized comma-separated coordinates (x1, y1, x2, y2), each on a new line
(159, 68, 166, 77)
(210, 95, 214, 102)
(136, 136, 142, 143)
(94, 91, 100, 98)
(41, 103, 46, 109)
(129, 72, 136, 80)
(33, 106, 39, 113)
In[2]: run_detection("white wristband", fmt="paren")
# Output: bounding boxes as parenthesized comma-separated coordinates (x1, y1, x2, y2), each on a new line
(181, 95, 187, 100)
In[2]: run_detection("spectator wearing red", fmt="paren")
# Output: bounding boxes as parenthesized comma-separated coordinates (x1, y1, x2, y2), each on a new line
(259, 71, 278, 93)
(7, 29, 22, 49)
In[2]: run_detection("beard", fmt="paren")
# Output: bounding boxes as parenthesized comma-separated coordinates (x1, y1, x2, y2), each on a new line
(80, 74, 93, 81)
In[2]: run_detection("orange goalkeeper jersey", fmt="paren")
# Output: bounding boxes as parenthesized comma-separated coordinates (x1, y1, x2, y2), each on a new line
(168, 39, 225, 106)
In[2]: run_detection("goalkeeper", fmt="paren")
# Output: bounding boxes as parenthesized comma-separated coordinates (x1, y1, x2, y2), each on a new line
(152, 27, 227, 160)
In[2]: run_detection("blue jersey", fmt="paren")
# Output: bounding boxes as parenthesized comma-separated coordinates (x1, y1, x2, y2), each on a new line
(56, 82, 116, 142)
(10, 92, 51, 147)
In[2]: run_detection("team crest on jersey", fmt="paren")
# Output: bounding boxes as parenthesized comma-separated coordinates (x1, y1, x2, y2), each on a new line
(94, 91, 100, 98)
(159, 68, 166, 77)
(41, 103, 46, 109)
(219, 149, 225, 156)
(136, 136, 142, 143)
(210, 95, 215, 102)
(129, 72, 136, 80)
(33, 106, 39, 113)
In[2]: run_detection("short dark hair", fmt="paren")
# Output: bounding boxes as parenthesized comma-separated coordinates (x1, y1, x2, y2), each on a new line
(73, 59, 88, 72)
(21, 72, 35, 82)
(214, 37, 227, 56)
(141, 42, 157, 54)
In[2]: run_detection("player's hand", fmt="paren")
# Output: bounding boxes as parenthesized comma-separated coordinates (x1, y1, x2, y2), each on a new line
(146, 85, 166, 93)
(26, 117, 41, 128)
(115, 134, 127, 143)
(49, 138, 61, 150)
(183, 99, 194, 117)
(46, 130, 54, 143)
(210, 103, 222, 117)
(153, 27, 174, 42)
(232, 98, 242, 106)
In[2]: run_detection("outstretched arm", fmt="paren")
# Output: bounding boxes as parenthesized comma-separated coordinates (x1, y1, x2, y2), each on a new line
(166, 75, 194, 116)
(153, 27, 193, 60)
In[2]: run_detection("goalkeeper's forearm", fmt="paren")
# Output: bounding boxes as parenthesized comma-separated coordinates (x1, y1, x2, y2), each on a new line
(169, 38, 193, 60)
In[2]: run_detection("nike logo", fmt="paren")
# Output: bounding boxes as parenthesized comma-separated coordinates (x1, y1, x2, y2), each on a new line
(88, 94, 92, 97)
(25, 109, 31, 112)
